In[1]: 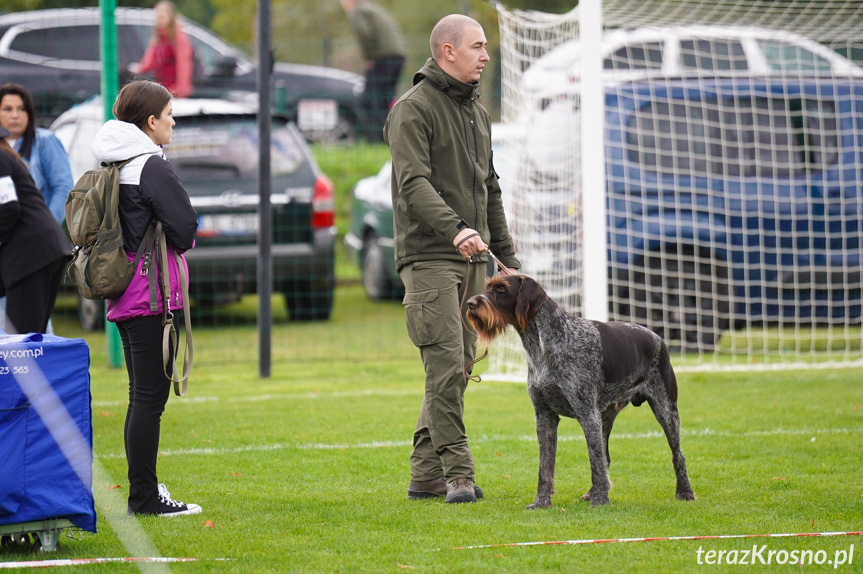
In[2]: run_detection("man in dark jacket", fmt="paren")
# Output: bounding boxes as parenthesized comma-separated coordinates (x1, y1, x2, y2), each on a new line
(341, 0, 406, 141)
(384, 14, 520, 504)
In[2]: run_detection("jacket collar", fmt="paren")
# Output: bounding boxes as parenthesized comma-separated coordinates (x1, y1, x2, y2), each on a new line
(413, 57, 479, 102)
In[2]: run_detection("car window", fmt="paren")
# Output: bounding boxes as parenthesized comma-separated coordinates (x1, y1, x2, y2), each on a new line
(679, 39, 747, 72)
(129, 22, 246, 74)
(10, 25, 100, 62)
(185, 32, 227, 72)
(165, 117, 306, 180)
(118, 24, 149, 63)
(604, 42, 663, 71)
(758, 40, 832, 73)
(626, 95, 838, 178)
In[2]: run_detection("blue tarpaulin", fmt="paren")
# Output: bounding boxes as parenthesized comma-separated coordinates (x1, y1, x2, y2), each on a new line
(0, 333, 96, 533)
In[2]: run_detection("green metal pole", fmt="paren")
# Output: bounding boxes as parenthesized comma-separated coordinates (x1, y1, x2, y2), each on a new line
(100, 0, 123, 368)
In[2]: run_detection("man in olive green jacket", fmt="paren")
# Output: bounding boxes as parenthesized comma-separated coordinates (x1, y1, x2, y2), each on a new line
(341, 0, 406, 141)
(384, 14, 520, 504)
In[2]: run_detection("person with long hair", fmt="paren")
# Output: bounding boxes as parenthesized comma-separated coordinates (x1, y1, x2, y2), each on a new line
(0, 129, 68, 335)
(0, 83, 74, 225)
(90, 80, 199, 516)
(136, 0, 195, 98)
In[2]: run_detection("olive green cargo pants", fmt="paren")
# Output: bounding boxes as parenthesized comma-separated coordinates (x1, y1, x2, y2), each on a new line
(399, 259, 488, 482)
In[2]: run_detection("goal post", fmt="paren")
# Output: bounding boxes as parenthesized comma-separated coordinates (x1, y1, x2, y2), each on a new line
(488, 0, 863, 379)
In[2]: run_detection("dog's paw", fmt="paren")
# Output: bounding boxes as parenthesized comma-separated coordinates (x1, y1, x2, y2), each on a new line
(582, 489, 610, 505)
(526, 498, 552, 510)
(676, 490, 696, 501)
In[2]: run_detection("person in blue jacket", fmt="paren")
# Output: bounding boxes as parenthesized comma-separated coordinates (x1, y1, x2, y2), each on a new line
(0, 83, 74, 225)
(0, 127, 68, 334)
(0, 83, 74, 333)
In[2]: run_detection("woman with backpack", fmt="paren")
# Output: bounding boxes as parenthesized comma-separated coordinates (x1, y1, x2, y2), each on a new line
(0, 127, 68, 335)
(90, 80, 200, 517)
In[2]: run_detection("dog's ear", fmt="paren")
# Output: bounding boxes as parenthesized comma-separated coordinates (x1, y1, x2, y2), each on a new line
(514, 276, 546, 331)
(514, 276, 532, 331)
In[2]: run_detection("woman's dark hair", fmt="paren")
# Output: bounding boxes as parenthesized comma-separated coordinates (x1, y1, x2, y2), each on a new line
(0, 83, 37, 160)
(113, 80, 172, 131)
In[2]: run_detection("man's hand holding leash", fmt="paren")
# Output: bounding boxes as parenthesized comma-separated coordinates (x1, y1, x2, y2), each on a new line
(453, 227, 486, 259)
(453, 228, 517, 276)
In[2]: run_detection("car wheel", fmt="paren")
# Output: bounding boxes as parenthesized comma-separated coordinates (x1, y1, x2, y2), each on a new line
(284, 273, 335, 321)
(300, 113, 356, 146)
(78, 296, 105, 332)
(631, 252, 729, 352)
(362, 233, 395, 300)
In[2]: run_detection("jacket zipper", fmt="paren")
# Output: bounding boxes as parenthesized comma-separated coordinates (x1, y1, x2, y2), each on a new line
(470, 118, 479, 230)
(460, 98, 480, 230)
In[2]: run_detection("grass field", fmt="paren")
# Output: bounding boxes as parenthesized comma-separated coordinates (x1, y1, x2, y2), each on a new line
(2, 282, 862, 572)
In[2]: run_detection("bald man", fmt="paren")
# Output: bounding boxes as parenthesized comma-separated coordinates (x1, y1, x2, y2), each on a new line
(384, 14, 520, 504)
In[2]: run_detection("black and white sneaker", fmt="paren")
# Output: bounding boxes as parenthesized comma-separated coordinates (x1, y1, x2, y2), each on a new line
(155, 483, 202, 517)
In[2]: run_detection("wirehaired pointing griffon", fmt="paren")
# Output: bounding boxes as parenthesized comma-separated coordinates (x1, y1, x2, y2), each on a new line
(466, 275, 695, 509)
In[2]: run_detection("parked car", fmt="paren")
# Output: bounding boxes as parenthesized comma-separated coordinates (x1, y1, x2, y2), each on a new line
(515, 74, 863, 351)
(52, 97, 336, 329)
(520, 25, 863, 113)
(344, 123, 523, 300)
(0, 8, 363, 143)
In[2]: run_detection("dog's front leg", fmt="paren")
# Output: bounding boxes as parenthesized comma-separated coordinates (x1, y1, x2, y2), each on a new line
(578, 410, 611, 506)
(527, 411, 559, 509)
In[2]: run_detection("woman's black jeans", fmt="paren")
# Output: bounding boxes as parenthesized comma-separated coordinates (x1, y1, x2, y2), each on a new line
(117, 314, 176, 514)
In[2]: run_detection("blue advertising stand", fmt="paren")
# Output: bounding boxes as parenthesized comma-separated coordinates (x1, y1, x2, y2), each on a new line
(0, 333, 96, 551)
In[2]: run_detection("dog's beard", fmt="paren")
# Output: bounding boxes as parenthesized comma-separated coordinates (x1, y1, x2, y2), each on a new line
(467, 302, 509, 346)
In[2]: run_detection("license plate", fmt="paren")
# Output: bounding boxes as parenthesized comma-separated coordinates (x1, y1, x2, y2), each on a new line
(198, 213, 258, 236)
(297, 99, 338, 131)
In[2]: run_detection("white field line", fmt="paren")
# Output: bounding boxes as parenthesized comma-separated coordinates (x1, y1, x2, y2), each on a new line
(92, 388, 444, 408)
(484, 359, 863, 383)
(0, 558, 200, 569)
(93, 426, 863, 460)
(444, 530, 863, 551)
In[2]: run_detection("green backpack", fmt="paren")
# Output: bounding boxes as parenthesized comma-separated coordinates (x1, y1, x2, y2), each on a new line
(65, 156, 152, 300)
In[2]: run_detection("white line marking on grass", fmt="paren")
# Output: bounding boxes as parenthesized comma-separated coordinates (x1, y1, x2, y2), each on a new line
(0, 557, 201, 569)
(93, 427, 863, 459)
(443, 530, 863, 551)
(485, 359, 863, 383)
(92, 388, 429, 408)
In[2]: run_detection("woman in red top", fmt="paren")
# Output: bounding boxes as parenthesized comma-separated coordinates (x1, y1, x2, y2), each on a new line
(137, 0, 194, 98)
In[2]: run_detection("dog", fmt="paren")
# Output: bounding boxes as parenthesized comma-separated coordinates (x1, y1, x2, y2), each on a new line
(466, 274, 695, 508)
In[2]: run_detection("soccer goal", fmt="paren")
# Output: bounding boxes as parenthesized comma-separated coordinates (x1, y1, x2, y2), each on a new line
(488, 0, 863, 378)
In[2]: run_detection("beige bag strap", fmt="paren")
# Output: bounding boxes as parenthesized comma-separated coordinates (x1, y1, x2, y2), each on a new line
(156, 224, 193, 396)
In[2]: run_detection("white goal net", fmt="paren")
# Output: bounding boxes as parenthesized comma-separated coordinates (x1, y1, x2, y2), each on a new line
(489, 0, 863, 378)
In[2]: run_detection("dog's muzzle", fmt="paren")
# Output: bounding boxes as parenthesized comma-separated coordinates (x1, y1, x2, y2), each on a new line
(466, 294, 488, 310)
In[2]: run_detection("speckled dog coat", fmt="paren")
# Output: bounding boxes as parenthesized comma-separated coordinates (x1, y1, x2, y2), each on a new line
(466, 274, 696, 508)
